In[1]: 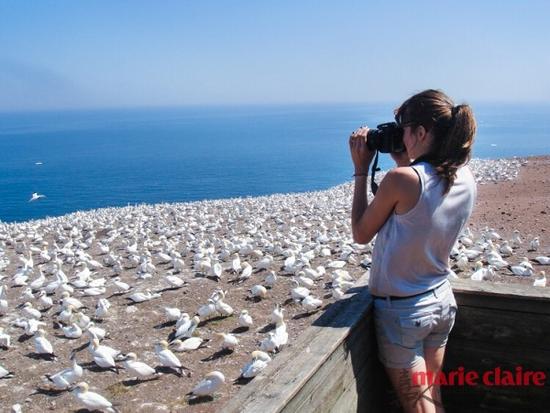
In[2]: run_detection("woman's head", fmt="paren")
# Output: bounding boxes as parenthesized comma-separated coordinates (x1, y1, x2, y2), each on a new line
(394, 89, 476, 192)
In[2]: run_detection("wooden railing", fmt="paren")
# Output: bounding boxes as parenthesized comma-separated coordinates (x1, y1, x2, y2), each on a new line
(223, 275, 550, 413)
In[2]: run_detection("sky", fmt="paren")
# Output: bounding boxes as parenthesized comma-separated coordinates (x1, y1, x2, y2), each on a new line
(1, 0, 549, 111)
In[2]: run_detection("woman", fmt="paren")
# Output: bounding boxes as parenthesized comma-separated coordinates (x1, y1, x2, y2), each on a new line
(349, 89, 476, 413)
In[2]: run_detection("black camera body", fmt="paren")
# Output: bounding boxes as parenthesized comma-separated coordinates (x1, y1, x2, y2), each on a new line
(366, 122, 405, 153)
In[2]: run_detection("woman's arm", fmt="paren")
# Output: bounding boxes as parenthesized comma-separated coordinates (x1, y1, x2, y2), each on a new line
(350, 129, 418, 244)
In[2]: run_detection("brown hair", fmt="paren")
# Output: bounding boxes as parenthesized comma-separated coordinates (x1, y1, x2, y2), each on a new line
(394, 89, 476, 193)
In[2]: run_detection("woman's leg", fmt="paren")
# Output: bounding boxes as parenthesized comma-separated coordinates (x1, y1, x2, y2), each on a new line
(385, 359, 438, 413)
(424, 345, 447, 413)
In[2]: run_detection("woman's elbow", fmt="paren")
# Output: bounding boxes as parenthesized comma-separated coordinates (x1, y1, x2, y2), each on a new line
(352, 229, 370, 245)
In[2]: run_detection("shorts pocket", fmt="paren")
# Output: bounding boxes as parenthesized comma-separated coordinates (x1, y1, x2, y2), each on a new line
(399, 312, 434, 348)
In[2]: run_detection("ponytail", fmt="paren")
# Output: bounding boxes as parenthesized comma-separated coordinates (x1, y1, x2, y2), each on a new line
(395, 90, 477, 194)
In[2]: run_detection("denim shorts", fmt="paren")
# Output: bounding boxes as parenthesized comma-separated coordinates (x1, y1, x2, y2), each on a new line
(373, 280, 457, 369)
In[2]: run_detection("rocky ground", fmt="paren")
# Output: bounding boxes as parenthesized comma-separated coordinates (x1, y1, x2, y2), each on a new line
(0, 156, 548, 413)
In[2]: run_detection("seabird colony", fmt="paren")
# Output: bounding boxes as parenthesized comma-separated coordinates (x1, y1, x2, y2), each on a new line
(0, 157, 547, 411)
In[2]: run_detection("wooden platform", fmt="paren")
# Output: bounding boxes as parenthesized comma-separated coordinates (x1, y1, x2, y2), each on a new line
(222, 276, 550, 413)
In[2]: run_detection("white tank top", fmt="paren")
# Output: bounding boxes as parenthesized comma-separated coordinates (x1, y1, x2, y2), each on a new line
(369, 162, 477, 297)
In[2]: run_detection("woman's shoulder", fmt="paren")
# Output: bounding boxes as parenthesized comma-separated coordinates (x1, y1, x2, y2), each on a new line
(383, 166, 420, 189)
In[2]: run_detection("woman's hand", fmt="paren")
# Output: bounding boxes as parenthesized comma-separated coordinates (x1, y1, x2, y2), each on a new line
(349, 126, 376, 174)
(390, 151, 411, 167)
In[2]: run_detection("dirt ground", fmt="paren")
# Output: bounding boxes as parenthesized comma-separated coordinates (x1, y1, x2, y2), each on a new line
(0, 156, 548, 413)
(464, 156, 550, 284)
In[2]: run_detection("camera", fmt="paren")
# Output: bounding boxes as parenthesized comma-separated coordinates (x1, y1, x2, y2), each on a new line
(366, 122, 405, 153)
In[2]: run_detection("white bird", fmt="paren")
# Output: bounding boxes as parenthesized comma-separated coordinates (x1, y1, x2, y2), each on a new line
(45, 358, 83, 389)
(529, 237, 540, 252)
(174, 315, 199, 339)
(216, 332, 239, 351)
(127, 290, 161, 303)
(165, 274, 185, 288)
(95, 298, 111, 319)
(290, 279, 310, 302)
(60, 322, 83, 339)
(470, 261, 495, 281)
(170, 337, 206, 352)
(0, 363, 14, 379)
(89, 338, 118, 371)
(164, 306, 182, 322)
(511, 230, 522, 248)
(238, 309, 254, 328)
(240, 350, 271, 378)
(197, 299, 217, 319)
(29, 192, 46, 202)
(535, 256, 550, 265)
(301, 295, 323, 313)
(533, 271, 547, 287)
(34, 329, 56, 359)
(122, 352, 157, 379)
(499, 241, 513, 257)
(270, 304, 284, 325)
(264, 270, 277, 287)
(238, 262, 253, 282)
(510, 262, 534, 277)
(22, 302, 42, 320)
(71, 382, 117, 413)
(0, 327, 11, 348)
(155, 340, 188, 376)
(249, 284, 267, 299)
(231, 253, 242, 273)
(187, 371, 225, 398)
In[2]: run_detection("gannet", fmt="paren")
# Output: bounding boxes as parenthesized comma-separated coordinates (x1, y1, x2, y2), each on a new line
(122, 352, 157, 379)
(95, 298, 111, 319)
(270, 304, 284, 325)
(89, 338, 119, 372)
(470, 261, 494, 281)
(296, 273, 315, 288)
(155, 340, 188, 376)
(238, 262, 252, 282)
(301, 295, 323, 312)
(264, 270, 277, 287)
(332, 287, 345, 300)
(216, 332, 239, 351)
(164, 306, 181, 322)
(510, 260, 534, 277)
(21, 302, 42, 320)
(528, 237, 540, 252)
(37, 291, 54, 309)
(127, 290, 161, 303)
(238, 309, 254, 328)
(174, 315, 199, 339)
(170, 337, 207, 352)
(240, 350, 272, 378)
(112, 277, 131, 293)
(231, 253, 242, 273)
(213, 292, 234, 316)
(533, 271, 547, 287)
(535, 256, 550, 265)
(165, 274, 185, 288)
(29, 192, 46, 202)
(187, 371, 225, 398)
(71, 382, 118, 413)
(60, 291, 84, 310)
(45, 358, 83, 389)
(511, 230, 522, 248)
(260, 332, 279, 353)
(0, 363, 15, 379)
(0, 327, 11, 348)
(60, 322, 83, 339)
(499, 241, 513, 257)
(34, 329, 56, 359)
(249, 284, 267, 299)
(290, 279, 310, 302)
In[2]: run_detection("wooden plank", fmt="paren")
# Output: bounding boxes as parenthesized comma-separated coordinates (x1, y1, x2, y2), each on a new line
(281, 313, 377, 413)
(449, 306, 550, 351)
(451, 279, 550, 314)
(222, 272, 374, 413)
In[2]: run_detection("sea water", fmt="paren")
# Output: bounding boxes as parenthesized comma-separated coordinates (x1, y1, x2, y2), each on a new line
(1, 103, 549, 223)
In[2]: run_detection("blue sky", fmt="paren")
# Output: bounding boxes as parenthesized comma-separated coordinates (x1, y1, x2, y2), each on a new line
(1, 0, 549, 111)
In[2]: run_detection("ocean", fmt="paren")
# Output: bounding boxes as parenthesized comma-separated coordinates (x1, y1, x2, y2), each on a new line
(1, 103, 549, 223)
